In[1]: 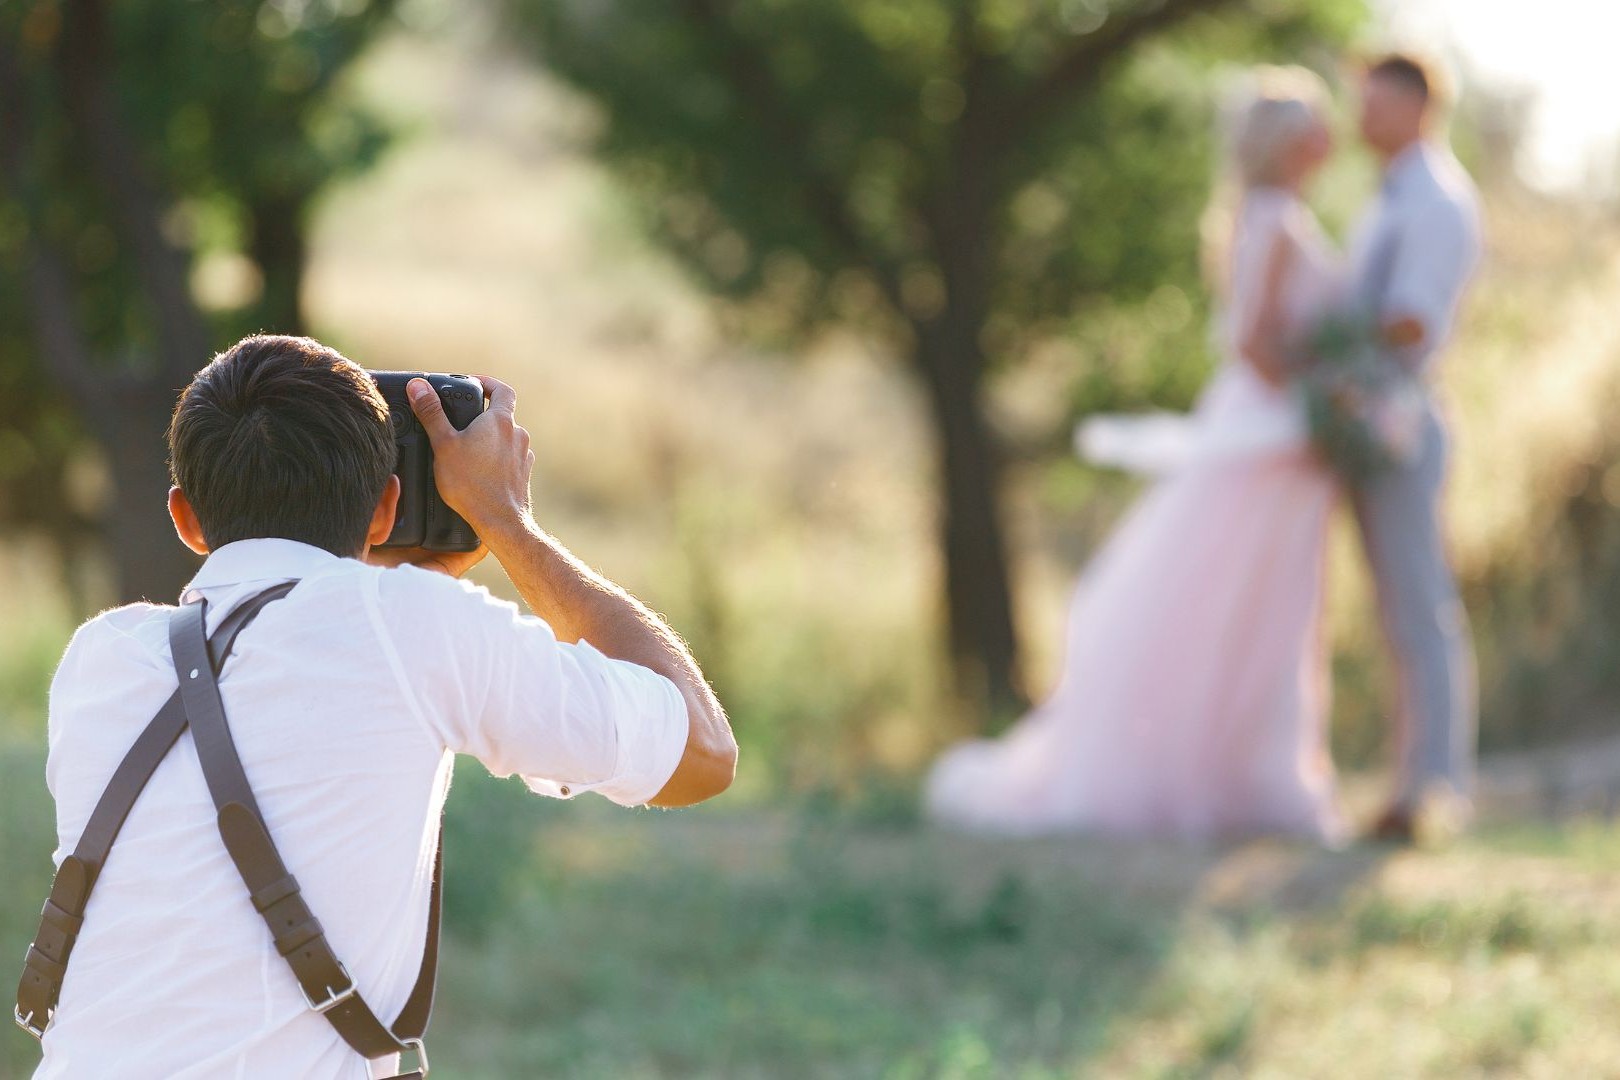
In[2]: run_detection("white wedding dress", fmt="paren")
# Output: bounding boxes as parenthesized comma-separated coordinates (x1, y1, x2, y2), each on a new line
(926, 188, 1349, 839)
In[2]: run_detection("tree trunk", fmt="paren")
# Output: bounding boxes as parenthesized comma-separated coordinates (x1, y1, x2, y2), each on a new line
(57, 0, 212, 604)
(99, 386, 202, 603)
(59, 0, 211, 377)
(912, 320, 1024, 725)
(251, 195, 308, 333)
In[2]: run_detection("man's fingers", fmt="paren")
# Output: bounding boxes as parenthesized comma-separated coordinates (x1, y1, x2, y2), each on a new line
(407, 378, 456, 442)
(476, 375, 517, 418)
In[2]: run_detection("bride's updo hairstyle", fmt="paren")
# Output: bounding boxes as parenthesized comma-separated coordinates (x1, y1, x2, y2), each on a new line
(1201, 65, 1331, 291)
(1227, 65, 1331, 189)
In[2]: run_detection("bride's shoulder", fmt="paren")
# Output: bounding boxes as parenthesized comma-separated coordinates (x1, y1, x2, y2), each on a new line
(1235, 187, 1302, 245)
(1240, 188, 1331, 242)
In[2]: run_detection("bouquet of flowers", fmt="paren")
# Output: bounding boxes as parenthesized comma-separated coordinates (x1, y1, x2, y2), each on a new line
(1294, 312, 1424, 483)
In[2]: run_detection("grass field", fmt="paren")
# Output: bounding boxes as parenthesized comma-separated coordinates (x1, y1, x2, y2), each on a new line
(433, 811, 1620, 1079)
(9, 743, 1620, 1079)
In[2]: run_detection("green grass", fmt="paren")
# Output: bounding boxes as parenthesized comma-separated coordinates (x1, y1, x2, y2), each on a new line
(426, 804, 1620, 1078)
(9, 744, 1620, 1078)
(429, 813, 1174, 1078)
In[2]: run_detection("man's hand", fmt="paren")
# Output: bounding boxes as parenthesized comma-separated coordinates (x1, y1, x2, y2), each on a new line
(406, 375, 536, 539)
(365, 542, 489, 579)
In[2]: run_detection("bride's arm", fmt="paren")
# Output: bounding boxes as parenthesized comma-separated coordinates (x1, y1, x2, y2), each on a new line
(1238, 229, 1297, 388)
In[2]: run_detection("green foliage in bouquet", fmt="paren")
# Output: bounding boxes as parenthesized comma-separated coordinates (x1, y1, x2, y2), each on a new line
(1297, 312, 1422, 484)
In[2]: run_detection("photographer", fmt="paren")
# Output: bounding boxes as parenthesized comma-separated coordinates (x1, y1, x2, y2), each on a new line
(25, 335, 735, 1077)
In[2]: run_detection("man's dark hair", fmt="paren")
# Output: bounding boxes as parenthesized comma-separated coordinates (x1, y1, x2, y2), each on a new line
(168, 335, 395, 557)
(1366, 52, 1435, 103)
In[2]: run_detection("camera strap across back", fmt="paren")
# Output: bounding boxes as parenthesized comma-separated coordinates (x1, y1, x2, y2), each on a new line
(15, 584, 441, 1079)
(169, 595, 439, 1075)
(15, 583, 299, 1041)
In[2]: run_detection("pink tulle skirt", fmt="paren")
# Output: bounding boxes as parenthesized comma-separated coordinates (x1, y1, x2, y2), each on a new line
(927, 368, 1344, 841)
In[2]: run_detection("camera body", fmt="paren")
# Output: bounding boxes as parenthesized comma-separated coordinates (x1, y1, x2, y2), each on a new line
(370, 371, 485, 552)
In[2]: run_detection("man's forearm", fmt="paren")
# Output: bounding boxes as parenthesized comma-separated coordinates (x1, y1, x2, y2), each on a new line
(403, 373, 733, 804)
(483, 514, 734, 803)
(483, 516, 630, 644)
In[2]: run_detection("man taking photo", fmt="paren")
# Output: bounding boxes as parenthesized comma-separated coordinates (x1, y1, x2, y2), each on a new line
(22, 334, 736, 1077)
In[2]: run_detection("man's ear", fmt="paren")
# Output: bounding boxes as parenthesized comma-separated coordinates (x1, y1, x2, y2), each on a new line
(366, 474, 401, 548)
(168, 487, 210, 556)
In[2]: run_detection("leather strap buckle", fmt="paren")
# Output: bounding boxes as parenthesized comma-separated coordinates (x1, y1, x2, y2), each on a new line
(302, 965, 357, 1015)
(14, 1004, 47, 1040)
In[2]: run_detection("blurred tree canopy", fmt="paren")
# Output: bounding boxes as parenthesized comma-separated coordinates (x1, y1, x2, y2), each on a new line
(0, 0, 396, 604)
(506, 0, 1364, 722)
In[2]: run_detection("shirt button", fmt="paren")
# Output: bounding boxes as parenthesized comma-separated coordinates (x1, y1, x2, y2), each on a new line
(559, 785, 571, 796)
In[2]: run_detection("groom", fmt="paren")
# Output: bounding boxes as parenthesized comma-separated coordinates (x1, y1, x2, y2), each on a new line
(1351, 53, 1483, 842)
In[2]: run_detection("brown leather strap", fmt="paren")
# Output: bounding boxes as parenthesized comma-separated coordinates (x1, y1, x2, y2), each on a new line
(15, 583, 297, 1040)
(73, 587, 294, 868)
(393, 834, 442, 1041)
(169, 598, 439, 1068)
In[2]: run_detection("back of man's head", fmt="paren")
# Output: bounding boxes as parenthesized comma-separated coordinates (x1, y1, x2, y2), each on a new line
(168, 334, 395, 557)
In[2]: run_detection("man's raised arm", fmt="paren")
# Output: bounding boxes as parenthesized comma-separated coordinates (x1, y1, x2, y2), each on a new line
(406, 375, 735, 807)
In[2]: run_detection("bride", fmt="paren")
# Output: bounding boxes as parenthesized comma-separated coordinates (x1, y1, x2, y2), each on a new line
(926, 68, 1348, 841)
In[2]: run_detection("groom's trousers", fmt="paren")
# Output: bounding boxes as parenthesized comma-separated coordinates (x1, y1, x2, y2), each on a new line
(1351, 397, 1477, 805)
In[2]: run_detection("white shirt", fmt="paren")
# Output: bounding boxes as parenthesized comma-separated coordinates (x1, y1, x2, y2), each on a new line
(1348, 141, 1483, 374)
(37, 539, 688, 1079)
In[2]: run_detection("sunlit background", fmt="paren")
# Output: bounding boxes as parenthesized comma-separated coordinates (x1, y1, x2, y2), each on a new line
(1383, 0, 1620, 194)
(4, 0, 1620, 1074)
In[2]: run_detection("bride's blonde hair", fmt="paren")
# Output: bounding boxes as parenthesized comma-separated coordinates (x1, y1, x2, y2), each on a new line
(1200, 66, 1332, 292)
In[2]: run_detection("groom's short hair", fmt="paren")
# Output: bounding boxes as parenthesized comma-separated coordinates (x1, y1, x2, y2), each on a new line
(1366, 52, 1440, 105)
(167, 334, 396, 557)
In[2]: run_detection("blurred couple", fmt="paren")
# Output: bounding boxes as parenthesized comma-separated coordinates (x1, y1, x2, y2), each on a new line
(926, 55, 1482, 845)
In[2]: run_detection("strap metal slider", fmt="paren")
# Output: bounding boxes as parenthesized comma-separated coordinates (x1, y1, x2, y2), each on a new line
(302, 966, 357, 1015)
(400, 1038, 430, 1078)
(14, 1004, 47, 1040)
(366, 1037, 430, 1079)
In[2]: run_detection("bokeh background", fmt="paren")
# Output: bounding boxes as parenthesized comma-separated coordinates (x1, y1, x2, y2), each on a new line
(5, 0, 1620, 1075)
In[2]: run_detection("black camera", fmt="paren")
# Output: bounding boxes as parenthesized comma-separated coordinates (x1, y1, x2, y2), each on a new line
(370, 371, 485, 552)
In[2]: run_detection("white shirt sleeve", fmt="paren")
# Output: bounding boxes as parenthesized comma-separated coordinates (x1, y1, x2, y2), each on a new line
(369, 565, 689, 807)
(1382, 198, 1481, 363)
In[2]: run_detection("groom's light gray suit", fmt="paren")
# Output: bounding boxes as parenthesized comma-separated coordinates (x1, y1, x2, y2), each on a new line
(1348, 141, 1483, 806)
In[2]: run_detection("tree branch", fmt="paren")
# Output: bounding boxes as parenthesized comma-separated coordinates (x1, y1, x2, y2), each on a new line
(996, 0, 1242, 149)
(675, 0, 906, 310)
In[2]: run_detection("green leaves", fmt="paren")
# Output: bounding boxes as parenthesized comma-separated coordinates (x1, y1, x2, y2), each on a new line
(0, 0, 397, 563)
(507, 0, 1361, 358)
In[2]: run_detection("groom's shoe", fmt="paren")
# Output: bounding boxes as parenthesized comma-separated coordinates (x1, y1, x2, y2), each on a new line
(1368, 785, 1473, 847)
(1368, 803, 1416, 844)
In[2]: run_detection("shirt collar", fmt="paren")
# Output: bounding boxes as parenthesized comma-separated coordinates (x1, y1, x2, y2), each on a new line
(180, 538, 345, 603)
